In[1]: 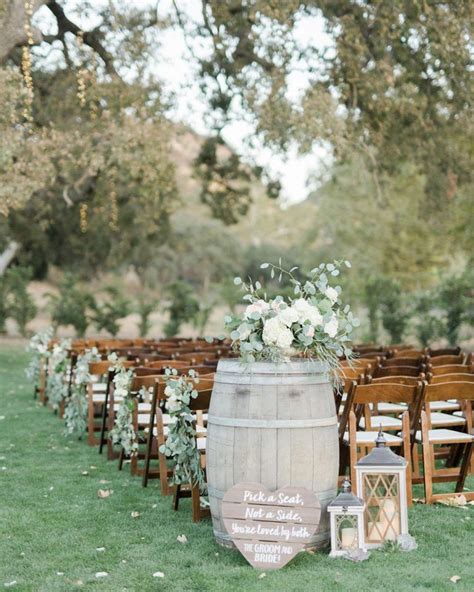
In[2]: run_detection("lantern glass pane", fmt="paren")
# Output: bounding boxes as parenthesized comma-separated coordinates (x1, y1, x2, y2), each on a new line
(335, 514, 359, 550)
(363, 473, 401, 542)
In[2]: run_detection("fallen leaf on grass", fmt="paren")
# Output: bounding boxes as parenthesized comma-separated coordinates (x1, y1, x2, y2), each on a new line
(3, 581, 17, 588)
(96, 547, 106, 552)
(437, 495, 467, 507)
(131, 511, 141, 518)
(99, 480, 111, 485)
(177, 534, 188, 544)
(56, 572, 64, 576)
(449, 575, 461, 583)
(153, 572, 164, 578)
(97, 489, 113, 498)
(152, 504, 157, 509)
(81, 471, 89, 476)
(0, 416, 5, 420)
(90, 465, 97, 470)
(95, 572, 108, 578)
(258, 573, 266, 579)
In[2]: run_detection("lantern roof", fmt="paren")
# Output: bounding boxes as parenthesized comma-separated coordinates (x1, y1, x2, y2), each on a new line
(356, 429, 407, 467)
(328, 479, 364, 508)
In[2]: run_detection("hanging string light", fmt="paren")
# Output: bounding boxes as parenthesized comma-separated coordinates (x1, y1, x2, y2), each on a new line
(76, 31, 88, 108)
(109, 167, 119, 232)
(21, 0, 35, 128)
(79, 203, 88, 233)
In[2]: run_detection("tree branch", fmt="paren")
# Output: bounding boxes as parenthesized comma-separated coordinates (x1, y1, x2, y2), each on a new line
(45, 0, 119, 77)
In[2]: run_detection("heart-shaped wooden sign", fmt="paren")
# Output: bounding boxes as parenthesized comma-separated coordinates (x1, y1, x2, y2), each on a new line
(222, 482, 321, 570)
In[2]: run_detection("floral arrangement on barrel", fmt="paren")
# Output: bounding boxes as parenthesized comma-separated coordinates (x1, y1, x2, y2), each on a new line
(225, 260, 359, 376)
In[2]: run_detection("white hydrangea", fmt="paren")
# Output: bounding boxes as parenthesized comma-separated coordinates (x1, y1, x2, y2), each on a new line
(324, 315, 339, 338)
(303, 324, 315, 338)
(325, 287, 339, 304)
(278, 305, 299, 327)
(292, 298, 323, 327)
(262, 317, 294, 349)
(244, 299, 270, 319)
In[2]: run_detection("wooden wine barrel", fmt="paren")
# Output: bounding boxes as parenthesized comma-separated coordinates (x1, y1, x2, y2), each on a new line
(206, 358, 338, 549)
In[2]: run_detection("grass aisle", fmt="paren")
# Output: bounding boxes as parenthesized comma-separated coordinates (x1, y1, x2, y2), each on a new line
(0, 346, 473, 591)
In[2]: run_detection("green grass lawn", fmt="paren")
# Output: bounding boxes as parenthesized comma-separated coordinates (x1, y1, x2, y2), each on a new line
(0, 346, 473, 591)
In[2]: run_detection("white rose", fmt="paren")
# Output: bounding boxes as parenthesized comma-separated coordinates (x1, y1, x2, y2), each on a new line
(278, 306, 299, 327)
(244, 299, 270, 319)
(262, 316, 281, 345)
(324, 316, 339, 338)
(292, 298, 323, 326)
(275, 327, 294, 349)
(164, 385, 174, 397)
(325, 287, 338, 304)
(262, 317, 294, 349)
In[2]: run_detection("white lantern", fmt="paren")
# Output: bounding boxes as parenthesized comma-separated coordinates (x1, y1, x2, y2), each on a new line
(355, 430, 409, 548)
(328, 479, 366, 557)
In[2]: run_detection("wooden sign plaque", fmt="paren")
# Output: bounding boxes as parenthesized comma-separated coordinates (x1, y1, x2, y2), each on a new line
(222, 482, 321, 570)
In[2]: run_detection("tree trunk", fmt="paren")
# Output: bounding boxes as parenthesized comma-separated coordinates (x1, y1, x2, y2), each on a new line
(0, 0, 46, 63)
(0, 241, 20, 276)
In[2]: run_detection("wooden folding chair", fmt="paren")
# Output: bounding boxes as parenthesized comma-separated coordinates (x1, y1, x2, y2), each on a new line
(339, 381, 424, 505)
(87, 360, 113, 446)
(415, 382, 474, 503)
(171, 381, 213, 522)
(427, 354, 466, 367)
(372, 366, 423, 379)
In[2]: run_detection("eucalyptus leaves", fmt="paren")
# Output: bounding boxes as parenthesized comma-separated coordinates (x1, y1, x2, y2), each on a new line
(63, 347, 100, 437)
(160, 369, 207, 492)
(46, 338, 71, 410)
(225, 260, 359, 373)
(107, 353, 137, 457)
(25, 327, 53, 385)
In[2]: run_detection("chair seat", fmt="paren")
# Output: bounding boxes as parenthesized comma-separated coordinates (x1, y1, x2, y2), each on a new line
(197, 438, 206, 451)
(372, 402, 407, 414)
(144, 425, 207, 436)
(415, 429, 473, 443)
(93, 393, 123, 403)
(430, 412, 466, 427)
(429, 400, 461, 412)
(343, 431, 403, 445)
(92, 383, 106, 392)
(359, 415, 403, 430)
(453, 411, 465, 417)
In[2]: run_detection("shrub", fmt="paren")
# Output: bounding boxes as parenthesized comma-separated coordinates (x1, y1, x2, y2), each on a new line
(378, 277, 411, 344)
(91, 286, 130, 336)
(438, 270, 473, 345)
(49, 274, 95, 337)
(163, 281, 199, 337)
(413, 291, 443, 347)
(136, 296, 158, 337)
(4, 266, 37, 336)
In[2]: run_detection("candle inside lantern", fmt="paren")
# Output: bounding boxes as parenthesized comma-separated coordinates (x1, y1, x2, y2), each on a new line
(380, 499, 399, 539)
(341, 527, 357, 549)
(368, 521, 383, 540)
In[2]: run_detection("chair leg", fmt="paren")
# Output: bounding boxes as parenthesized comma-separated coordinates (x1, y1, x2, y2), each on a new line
(402, 412, 412, 506)
(118, 448, 125, 471)
(349, 411, 357, 493)
(192, 485, 201, 523)
(455, 442, 473, 494)
(173, 484, 181, 511)
(421, 412, 433, 504)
